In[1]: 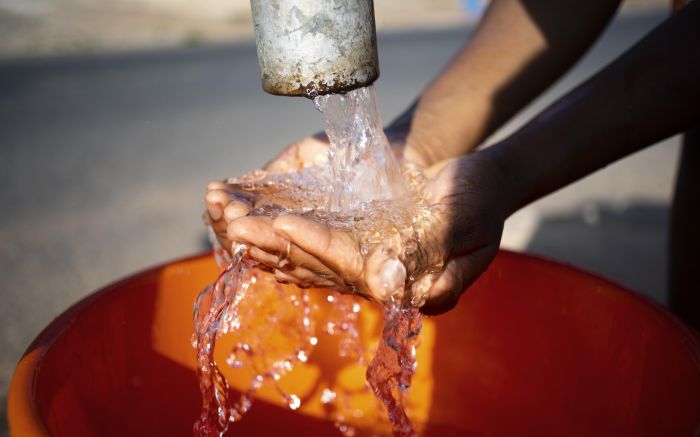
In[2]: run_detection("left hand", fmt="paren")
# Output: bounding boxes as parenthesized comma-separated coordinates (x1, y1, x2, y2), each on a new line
(205, 134, 330, 251)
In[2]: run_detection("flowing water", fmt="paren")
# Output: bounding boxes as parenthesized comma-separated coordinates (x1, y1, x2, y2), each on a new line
(193, 86, 442, 436)
(313, 85, 406, 211)
(192, 244, 315, 434)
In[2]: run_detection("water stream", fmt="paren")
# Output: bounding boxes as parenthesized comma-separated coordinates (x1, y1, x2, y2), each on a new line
(193, 86, 439, 436)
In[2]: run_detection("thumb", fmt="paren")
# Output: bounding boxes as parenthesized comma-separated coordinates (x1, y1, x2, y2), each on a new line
(364, 247, 407, 302)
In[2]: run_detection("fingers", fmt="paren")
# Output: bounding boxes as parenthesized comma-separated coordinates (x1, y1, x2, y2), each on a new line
(272, 215, 364, 283)
(264, 136, 329, 173)
(248, 246, 283, 268)
(205, 185, 230, 221)
(227, 215, 278, 251)
(274, 269, 297, 285)
(224, 201, 251, 222)
(274, 267, 337, 289)
(206, 183, 252, 221)
(364, 249, 406, 302)
(296, 136, 329, 165)
(421, 244, 498, 316)
(229, 216, 340, 282)
(206, 180, 254, 251)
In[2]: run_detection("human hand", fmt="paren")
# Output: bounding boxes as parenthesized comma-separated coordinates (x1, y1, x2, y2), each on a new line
(221, 153, 509, 315)
(204, 126, 426, 253)
(205, 134, 330, 250)
(413, 155, 508, 314)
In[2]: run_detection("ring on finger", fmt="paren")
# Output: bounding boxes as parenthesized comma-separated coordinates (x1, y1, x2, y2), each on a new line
(278, 241, 292, 268)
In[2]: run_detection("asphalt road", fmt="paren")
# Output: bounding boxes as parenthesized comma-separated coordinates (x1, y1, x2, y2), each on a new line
(0, 9, 677, 430)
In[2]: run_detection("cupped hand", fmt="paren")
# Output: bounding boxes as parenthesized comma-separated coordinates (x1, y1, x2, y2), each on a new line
(413, 155, 508, 314)
(205, 125, 424, 255)
(205, 134, 330, 250)
(212, 151, 510, 315)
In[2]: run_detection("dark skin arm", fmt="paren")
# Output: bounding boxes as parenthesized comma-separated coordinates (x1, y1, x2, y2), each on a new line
(389, 0, 622, 165)
(423, 0, 700, 313)
(207, 0, 623, 300)
(487, 0, 700, 215)
(210, 1, 700, 315)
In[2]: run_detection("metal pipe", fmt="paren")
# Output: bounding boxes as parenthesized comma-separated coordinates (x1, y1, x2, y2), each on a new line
(249, 0, 379, 97)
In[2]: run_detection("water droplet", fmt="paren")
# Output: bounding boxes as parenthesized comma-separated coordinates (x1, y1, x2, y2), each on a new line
(226, 354, 242, 369)
(250, 374, 263, 390)
(239, 396, 251, 413)
(287, 394, 301, 410)
(320, 388, 336, 404)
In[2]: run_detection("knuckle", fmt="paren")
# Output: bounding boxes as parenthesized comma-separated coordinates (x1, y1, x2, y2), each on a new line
(207, 180, 225, 191)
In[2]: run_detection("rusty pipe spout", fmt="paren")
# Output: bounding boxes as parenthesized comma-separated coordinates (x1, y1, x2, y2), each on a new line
(249, 0, 379, 97)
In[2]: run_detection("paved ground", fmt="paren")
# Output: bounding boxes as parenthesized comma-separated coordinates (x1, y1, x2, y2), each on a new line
(0, 0, 667, 59)
(0, 9, 677, 433)
(0, 0, 467, 59)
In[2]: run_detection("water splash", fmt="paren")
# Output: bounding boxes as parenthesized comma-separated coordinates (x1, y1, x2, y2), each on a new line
(192, 244, 315, 436)
(194, 85, 440, 436)
(367, 303, 422, 436)
(314, 86, 407, 211)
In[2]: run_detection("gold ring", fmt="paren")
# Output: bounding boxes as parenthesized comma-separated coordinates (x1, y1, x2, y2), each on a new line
(278, 241, 292, 267)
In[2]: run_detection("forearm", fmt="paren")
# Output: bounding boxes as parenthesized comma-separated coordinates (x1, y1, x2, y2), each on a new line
(391, 0, 621, 165)
(486, 1, 700, 215)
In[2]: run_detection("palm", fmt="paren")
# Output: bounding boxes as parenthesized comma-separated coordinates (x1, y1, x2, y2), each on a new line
(209, 152, 507, 314)
(204, 135, 329, 249)
(262, 135, 330, 173)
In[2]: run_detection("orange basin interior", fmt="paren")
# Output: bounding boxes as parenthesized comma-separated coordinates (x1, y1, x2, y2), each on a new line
(8, 250, 700, 436)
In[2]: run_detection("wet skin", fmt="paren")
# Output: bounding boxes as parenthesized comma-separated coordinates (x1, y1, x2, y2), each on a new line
(207, 0, 700, 318)
(206, 134, 507, 315)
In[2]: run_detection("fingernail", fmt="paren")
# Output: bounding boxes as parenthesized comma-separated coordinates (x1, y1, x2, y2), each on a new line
(378, 258, 406, 299)
(208, 205, 222, 221)
(409, 273, 435, 307)
(207, 180, 225, 191)
(224, 202, 250, 221)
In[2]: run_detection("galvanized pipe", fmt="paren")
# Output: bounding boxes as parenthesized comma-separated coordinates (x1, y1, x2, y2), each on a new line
(249, 0, 380, 97)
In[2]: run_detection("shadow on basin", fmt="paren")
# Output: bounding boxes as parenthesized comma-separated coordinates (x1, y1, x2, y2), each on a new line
(524, 201, 668, 304)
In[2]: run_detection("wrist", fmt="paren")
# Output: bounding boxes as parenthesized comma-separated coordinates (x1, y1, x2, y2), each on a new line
(479, 136, 528, 218)
(385, 107, 443, 168)
(413, 93, 494, 160)
(386, 91, 494, 167)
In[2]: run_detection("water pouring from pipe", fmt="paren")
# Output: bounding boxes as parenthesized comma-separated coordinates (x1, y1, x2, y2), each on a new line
(193, 2, 446, 435)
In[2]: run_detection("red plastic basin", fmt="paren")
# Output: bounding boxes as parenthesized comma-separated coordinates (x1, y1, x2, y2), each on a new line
(8, 250, 700, 436)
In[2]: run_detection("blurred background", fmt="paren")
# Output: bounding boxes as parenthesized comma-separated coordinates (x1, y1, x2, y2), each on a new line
(0, 0, 677, 434)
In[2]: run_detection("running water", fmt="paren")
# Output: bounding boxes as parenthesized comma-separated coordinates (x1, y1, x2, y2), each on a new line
(193, 85, 441, 436)
(192, 243, 315, 435)
(313, 86, 406, 211)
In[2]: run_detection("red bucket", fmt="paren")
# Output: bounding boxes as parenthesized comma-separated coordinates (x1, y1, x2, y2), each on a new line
(8, 250, 700, 436)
